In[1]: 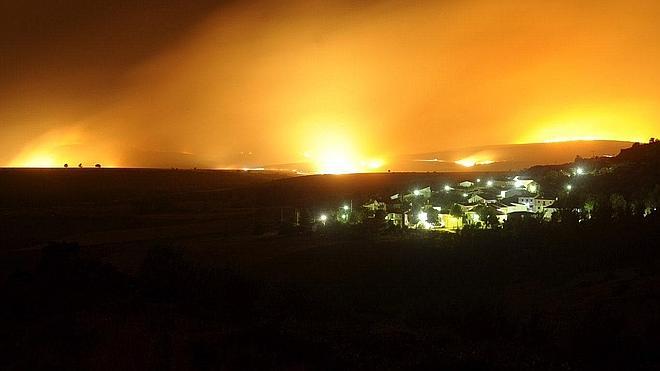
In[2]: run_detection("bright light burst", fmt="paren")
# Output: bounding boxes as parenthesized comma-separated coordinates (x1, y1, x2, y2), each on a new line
(16, 153, 58, 168)
(303, 130, 384, 174)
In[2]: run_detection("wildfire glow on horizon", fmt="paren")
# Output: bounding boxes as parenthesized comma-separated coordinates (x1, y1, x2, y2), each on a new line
(1, 1, 659, 171)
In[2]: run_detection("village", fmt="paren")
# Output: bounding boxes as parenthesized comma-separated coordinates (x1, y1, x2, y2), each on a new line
(318, 175, 560, 231)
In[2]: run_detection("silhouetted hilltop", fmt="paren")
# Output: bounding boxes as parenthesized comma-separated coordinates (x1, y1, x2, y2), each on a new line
(522, 140, 660, 209)
(525, 139, 660, 175)
(616, 139, 660, 163)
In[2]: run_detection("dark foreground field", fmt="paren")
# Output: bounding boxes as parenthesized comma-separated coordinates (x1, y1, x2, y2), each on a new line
(1, 169, 659, 370)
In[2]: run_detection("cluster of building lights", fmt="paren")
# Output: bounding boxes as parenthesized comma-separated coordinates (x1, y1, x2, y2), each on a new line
(318, 204, 352, 225)
(565, 167, 585, 191)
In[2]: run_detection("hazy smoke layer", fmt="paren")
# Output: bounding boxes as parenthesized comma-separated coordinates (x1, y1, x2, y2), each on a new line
(1, 1, 659, 168)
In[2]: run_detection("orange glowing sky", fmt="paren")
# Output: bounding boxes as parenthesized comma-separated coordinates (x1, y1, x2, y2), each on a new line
(1, 1, 658, 170)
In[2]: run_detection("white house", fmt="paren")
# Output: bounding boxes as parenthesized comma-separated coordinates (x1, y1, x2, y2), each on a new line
(512, 177, 539, 193)
(533, 197, 556, 213)
(403, 186, 432, 200)
(468, 191, 498, 204)
(518, 195, 536, 211)
(468, 194, 486, 204)
(496, 202, 529, 215)
(459, 180, 475, 188)
(386, 212, 408, 227)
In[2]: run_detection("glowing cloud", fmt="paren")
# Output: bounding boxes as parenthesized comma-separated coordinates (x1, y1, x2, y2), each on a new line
(517, 104, 653, 144)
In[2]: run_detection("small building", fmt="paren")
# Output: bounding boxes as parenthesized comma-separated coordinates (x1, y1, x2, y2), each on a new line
(499, 188, 530, 199)
(468, 194, 486, 204)
(468, 192, 498, 204)
(496, 202, 529, 215)
(439, 213, 463, 229)
(403, 186, 432, 201)
(386, 212, 407, 227)
(512, 177, 539, 193)
(518, 195, 537, 210)
(533, 197, 556, 213)
(459, 180, 475, 188)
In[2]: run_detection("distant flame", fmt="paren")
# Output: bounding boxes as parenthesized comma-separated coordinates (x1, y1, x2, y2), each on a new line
(303, 127, 384, 174)
(455, 158, 495, 167)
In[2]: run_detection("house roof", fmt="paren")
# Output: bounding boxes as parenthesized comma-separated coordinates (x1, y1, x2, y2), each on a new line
(478, 190, 500, 200)
(500, 196, 521, 204)
(515, 190, 536, 197)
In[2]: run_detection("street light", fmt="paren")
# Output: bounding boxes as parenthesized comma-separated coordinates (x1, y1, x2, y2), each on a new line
(319, 214, 328, 224)
(576, 167, 584, 175)
(566, 184, 572, 191)
(487, 180, 493, 187)
(343, 205, 349, 211)
(444, 185, 451, 192)
(413, 189, 421, 196)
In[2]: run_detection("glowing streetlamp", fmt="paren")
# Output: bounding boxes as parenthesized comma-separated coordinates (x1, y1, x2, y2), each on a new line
(476, 178, 481, 183)
(343, 205, 349, 211)
(444, 185, 451, 192)
(487, 180, 493, 187)
(462, 193, 468, 197)
(576, 167, 584, 175)
(319, 214, 328, 224)
(566, 184, 572, 191)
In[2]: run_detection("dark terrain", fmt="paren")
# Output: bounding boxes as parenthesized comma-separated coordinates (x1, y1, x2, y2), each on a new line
(1, 142, 659, 370)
